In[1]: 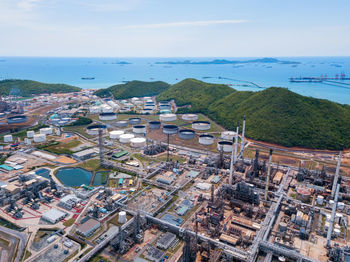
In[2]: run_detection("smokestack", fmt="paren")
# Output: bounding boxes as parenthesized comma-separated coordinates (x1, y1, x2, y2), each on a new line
(331, 145, 343, 199)
(265, 149, 273, 201)
(233, 121, 239, 165)
(229, 137, 235, 185)
(240, 115, 246, 159)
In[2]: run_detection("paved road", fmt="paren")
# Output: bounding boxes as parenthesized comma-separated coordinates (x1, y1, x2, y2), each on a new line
(0, 225, 27, 262)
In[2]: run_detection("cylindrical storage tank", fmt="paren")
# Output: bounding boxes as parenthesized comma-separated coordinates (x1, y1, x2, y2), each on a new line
(296, 187, 311, 203)
(316, 195, 324, 205)
(109, 130, 125, 139)
(119, 134, 135, 143)
(149, 121, 161, 130)
(142, 108, 153, 114)
(192, 121, 211, 131)
(99, 112, 117, 121)
(278, 257, 286, 262)
(118, 211, 127, 224)
(337, 202, 345, 210)
(7, 115, 27, 124)
(178, 129, 195, 140)
(40, 127, 53, 135)
(24, 138, 31, 145)
(128, 117, 141, 125)
(115, 120, 128, 127)
(334, 228, 341, 237)
(86, 124, 107, 135)
(335, 213, 343, 224)
(130, 137, 147, 148)
(133, 125, 146, 134)
(162, 124, 178, 135)
(217, 141, 233, 152)
(33, 134, 46, 143)
(199, 134, 214, 145)
(182, 114, 198, 121)
(329, 200, 335, 208)
(159, 113, 177, 122)
(4, 135, 13, 143)
(221, 131, 236, 140)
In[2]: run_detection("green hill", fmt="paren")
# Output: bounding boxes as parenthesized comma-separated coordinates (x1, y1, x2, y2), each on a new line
(155, 79, 350, 150)
(208, 87, 350, 149)
(94, 80, 170, 99)
(156, 78, 234, 113)
(0, 79, 81, 96)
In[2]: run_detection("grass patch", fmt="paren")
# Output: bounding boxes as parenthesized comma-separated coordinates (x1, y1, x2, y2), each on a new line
(78, 159, 102, 171)
(42, 140, 82, 155)
(0, 237, 10, 247)
(63, 218, 76, 227)
(63, 125, 94, 139)
(0, 217, 24, 231)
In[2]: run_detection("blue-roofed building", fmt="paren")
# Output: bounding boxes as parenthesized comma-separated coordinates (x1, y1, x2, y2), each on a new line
(186, 170, 200, 179)
(211, 175, 221, 184)
(0, 164, 14, 171)
(180, 199, 193, 208)
(176, 205, 190, 216)
(161, 214, 184, 226)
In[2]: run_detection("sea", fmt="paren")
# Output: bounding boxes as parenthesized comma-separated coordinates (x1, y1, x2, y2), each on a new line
(0, 56, 350, 105)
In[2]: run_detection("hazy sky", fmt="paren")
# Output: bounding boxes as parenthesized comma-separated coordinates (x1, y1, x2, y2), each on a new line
(1, 0, 349, 57)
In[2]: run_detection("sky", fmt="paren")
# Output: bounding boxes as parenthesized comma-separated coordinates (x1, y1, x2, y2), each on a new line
(0, 0, 350, 57)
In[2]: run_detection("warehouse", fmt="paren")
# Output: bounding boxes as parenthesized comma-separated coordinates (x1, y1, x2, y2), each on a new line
(42, 208, 67, 224)
(156, 232, 176, 250)
(76, 218, 101, 237)
(73, 148, 99, 161)
(58, 194, 81, 210)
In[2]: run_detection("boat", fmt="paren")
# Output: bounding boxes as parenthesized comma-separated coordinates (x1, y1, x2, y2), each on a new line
(81, 77, 95, 80)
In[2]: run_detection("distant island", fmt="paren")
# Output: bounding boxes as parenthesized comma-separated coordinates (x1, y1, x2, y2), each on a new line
(111, 61, 132, 65)
(154, 57, 300, 65)
(0, 79, 81, 96)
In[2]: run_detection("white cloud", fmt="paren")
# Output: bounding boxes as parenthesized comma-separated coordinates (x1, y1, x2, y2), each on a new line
(17, 0, 43, 10)
(78, 0, 142, 12)
(122, 19, 247, 29)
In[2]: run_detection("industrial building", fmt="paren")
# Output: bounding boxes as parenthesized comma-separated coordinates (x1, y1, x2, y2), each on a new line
(58, 194, 81, 210)
(76, 218, 101, 237)
(156, 232, 176, 250)
(72, 148, 99, 161)
(42, 208, 67, 224)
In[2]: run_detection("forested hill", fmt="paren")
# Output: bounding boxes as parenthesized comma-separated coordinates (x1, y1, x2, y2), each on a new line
(0, 79, 81, 96)
(156, 78, 235, 113)
(156, 79, 350, 150)
(94, 80, 170, 99)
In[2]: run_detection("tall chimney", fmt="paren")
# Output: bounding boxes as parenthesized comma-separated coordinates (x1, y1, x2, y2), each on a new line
(331, 145, 343, 199)
(229, 135, 235, 185)
(240, 115, 246, 158)
(233, 121, 239, 165)
(265, 149, 273, 201)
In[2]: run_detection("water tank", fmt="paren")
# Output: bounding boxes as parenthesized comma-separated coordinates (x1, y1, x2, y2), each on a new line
(119, 134, 135, 143)
(278, 257, 286, 262)
(7, 115, 27, 124)
(34, 134, 46, 143)
(149, 121, 161, 129)
(192, 121, 211, 131)
(217, 141, 233, 152)
(162, 124, 178, 135)
(178, 129, 195, 140)
(334, 228, 341, 237)
(182, 114, 198, 121)
(133, 125, 146, 134)
(338, 202, 345, 210)
(159, 113, 177, 122)
(316, 195, 324, 205)
(296, 187, 311, 203)
(130, 137, 147, 148)
(27, 130, 35, 138)
(86, 124, 107, 135)
(128, 117, 141, 125)
(24, 138, 32, 145)
(4, 135, 13, 143)
(329, 200, 335, 208)
(118, 211, 127, 224)
(99, 112, 117, 121)
(40, 127, 53, 135)
(115, 120, 128, 127)
(199, 134, 214, 145)
(221, 131, 236, 140)
(109, 130, 124, 139)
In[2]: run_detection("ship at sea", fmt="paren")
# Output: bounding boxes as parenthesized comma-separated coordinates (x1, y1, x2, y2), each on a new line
(81, 77, 95, 80)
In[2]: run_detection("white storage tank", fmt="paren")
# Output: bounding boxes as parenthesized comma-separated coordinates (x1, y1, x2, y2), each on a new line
(99, 112, 117, 121)
(40, 127, 53, 135)
(221, 131, 236, 140)
(192, 121, 211, 131)
(24, 138, 32, 145)
(334, 228, 341, 237)
(130, 137, 147, 148)
(182, 114, 198, 121)
(316, 195, 324, 205)
(4, 135, 13, 143)
(159, 113, 177, 122)
(337, 202, 345, 210)
(217, 141, 233, 152)
(27, 130, 35, 138)
(118, 211, 127, 224)
(199, 134, 214, 145)
(329, 200, 335, 208)
(133, 125, 146, 134)
(119, 134, 135, 143)
(33, 134, 46, 143)
(109, 130, 125, 139)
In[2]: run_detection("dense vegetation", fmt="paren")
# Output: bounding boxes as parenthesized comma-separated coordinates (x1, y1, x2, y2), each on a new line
(94, 80, 170, 99)
(0, 80, 81, 96)
(156, 78, 234, 113)
(155, 79, 350, 149)
(68, 117, 92, 126)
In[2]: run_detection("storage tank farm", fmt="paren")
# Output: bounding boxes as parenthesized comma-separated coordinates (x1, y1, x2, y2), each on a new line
(178, 129, 196, 140)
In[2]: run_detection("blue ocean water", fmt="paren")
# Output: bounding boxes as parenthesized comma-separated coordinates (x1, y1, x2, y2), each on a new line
(0, 56, 349, 104)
